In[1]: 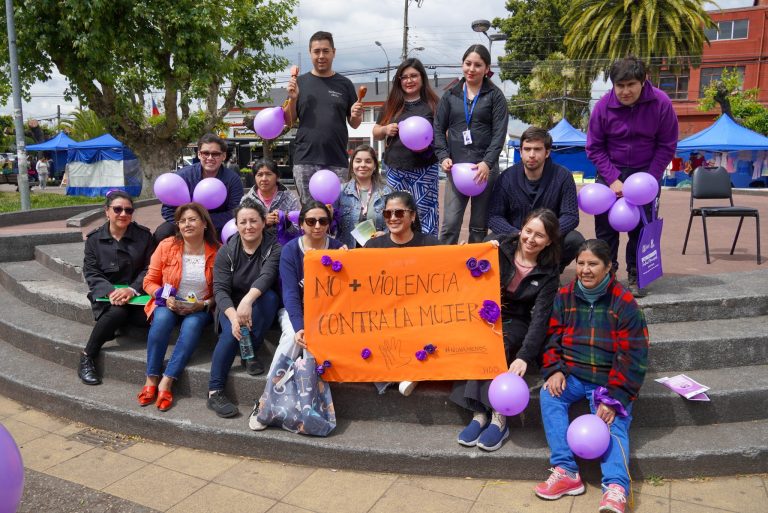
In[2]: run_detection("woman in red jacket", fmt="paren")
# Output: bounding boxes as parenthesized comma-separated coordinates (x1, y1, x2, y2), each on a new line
(138, 202, 220, 412)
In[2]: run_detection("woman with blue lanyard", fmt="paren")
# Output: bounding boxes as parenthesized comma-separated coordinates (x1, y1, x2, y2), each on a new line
(434, 45, 508, 244)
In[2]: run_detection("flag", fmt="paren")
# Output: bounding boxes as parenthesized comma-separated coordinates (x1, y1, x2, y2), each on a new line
(151, 97, 160, 117)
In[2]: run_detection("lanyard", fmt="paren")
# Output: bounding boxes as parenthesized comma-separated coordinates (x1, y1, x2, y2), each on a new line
(463, 83, 480, 129)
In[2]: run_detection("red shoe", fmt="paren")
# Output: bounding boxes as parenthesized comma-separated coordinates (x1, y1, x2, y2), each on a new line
(156, 390, 174, 412)
(137, 386, 157, 407)
(599, 484, 627, 513)
(534, 466, 586, 500)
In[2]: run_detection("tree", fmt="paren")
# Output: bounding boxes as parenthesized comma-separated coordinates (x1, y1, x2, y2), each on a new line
(1, 0, 297, 193)
(699, 69, 768, 135)
(562, 0, 716, 76)
(59, 109, 106, 141)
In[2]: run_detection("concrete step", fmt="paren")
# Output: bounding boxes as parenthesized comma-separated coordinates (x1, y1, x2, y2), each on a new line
(35, 242, 85, 282)
(0, 336, 765, 480)
(0, 278, 765, 429)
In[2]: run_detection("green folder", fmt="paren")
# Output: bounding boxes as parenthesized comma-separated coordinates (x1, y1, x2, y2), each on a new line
(95, 284, 151, 306)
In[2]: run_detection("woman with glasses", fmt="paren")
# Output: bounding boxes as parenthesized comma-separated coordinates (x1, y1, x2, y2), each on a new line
(250, 201, 344, 430)
(434, 45, 508, 244)
(80, 191, 155, 385)
(337, 144, 393, 248)
(207, 199, 281, 418)
(365, 191, 438, 396)
(241, 158, 300, 242)
(373, 59, 440, 236)
(138, 202, 220, 412)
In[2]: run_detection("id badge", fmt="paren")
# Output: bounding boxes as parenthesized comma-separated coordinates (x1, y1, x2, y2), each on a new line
(462, 129, 472, 145)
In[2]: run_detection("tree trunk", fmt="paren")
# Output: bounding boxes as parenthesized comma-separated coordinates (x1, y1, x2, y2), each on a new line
(131, 141, 185, 198)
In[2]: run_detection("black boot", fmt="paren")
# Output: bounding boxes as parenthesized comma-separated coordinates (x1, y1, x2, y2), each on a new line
(78, 354, 102, 385)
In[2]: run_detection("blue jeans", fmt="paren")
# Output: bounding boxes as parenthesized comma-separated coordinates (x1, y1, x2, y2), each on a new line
(539, 374, 633, 491)
(208, 290, 280, 391)
(146, 307, 212, 379)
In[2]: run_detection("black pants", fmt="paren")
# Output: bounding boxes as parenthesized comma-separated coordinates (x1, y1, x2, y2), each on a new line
(84, 305, 148, 358)
(560, 230, 586, 272)
(594, 168, 657, 273)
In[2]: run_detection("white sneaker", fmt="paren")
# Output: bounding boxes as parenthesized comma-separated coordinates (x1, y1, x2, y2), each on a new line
(398, 381, 417, 397)
(248, 402, 267, 431)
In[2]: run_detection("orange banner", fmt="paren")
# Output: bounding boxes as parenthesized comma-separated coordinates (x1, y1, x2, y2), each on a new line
(304, 243, 506, 382)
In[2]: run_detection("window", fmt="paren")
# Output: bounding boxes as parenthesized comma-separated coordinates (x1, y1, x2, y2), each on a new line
(705, 19, 749, 41)
(698, 66, 745, 97)
(658, 75, 689, 100)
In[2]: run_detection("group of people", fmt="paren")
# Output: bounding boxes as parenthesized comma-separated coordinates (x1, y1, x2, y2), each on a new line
(76, 31, 678, 513)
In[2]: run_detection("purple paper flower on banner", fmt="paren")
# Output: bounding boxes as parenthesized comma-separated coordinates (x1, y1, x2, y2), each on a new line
(320, 255, 333, 266)
(423, 344, 437, 354)
(478, 259, 491, 273)
(415, 350, 428, 361)
(466, 257, 478, 271)
(470, 268, 482, 278)
(361, 348, 372, 359)
(316, 365, 325, 376)
(323, 360, 332, 368)
(478, 300, 501, 324)
(331, 260, 343, 272)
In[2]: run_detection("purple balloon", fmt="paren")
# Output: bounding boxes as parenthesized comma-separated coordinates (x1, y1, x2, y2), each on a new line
(578, 183, 616, 215)
(488, 372, 530, 416)
(451, 163, 487, 197)
(193, 177, 227, 210)
(623, 172, 659, 206)
(567, 414, 611, 459)
(287, 210, 300, 224)
(608, 198, 641, 232)
(398, 116, 434, 151)
(221, 218, 237, 244)
(253, 106, 286, 140)
(309, 169, 341, 204)
(154, 173, 190, 206)
(0, 425, 24, 513)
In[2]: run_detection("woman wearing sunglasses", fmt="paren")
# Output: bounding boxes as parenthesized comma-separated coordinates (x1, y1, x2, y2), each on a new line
(337, 144, 392, 248)
(250, 201, 345, 430)
(365, 191, 438, 396)
(80, 191, 155, 385)
(138, 202, 220, 412)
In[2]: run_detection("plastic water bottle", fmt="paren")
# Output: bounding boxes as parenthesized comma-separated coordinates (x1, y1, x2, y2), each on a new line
(239, 326, 254, 360)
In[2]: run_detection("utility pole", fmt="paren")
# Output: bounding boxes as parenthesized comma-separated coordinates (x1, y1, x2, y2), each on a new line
(401, 0, 409, 63)
(5, 0, 30, 210)
(57, 105, 61, 128)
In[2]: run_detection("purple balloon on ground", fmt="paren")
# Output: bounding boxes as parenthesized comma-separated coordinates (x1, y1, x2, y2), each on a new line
(398, 116, 434, 151)
(253, 106, 286, 140)
(309, 169, 341, 204)
(578, 183, 616, 215)
(488, 372, 530, 416)
(0, 424, 24, 513)
(608, 198, 641, 232)
(154, 173, 190, 206)
(567, 413, 611, 459)
(221, 218, 237, 244)
(193, 177, 227, 210)
(451, 163, 487, 197)
(623, 172, 659, 206)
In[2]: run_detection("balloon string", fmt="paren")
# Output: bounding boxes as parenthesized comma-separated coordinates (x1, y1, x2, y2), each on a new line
(610, 431, 634, 510)
(486, 320, 502, 336)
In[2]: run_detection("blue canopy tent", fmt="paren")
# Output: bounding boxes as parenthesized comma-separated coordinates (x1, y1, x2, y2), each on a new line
(677, 115, 768, 187)
(66, 134, 142, 197)
(510, 119, 597, 178)
(27, 132, 77, 179)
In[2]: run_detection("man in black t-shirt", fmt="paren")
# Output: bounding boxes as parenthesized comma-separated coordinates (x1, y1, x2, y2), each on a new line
(285, 31, 364, 204)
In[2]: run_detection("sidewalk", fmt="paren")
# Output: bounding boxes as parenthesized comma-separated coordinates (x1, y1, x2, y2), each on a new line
(2, 395, 766, 513)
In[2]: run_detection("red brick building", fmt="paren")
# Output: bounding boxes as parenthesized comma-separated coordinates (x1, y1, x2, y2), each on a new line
(662, 0, 768, 136)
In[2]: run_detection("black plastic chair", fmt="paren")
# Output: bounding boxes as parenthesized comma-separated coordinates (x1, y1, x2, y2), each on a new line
(682, 166, 761, 264)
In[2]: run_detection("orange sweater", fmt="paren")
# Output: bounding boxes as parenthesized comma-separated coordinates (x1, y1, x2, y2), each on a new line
(143, 237, 218, 318)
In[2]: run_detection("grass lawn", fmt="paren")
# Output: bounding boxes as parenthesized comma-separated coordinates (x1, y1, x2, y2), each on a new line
(0, 192, 101, 213)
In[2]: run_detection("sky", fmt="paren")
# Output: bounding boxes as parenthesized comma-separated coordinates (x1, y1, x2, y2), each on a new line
(0, 0, 755, 123)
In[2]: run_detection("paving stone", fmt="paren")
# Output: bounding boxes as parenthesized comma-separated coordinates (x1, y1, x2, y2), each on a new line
(2, 418, 48, 444)
(670, 476, 768, 513)
(12, 409, 70, 432)
(282, 468, 396, 513)
(46, 446, 146, 489)
(103, 463, 207, 511)
(266, 503, 319, 513)
(368, 480, 473, 513)
(167, 483, 275, 513)
(395, 474, 486, 501)
(154, 446, 240, 481)
(0, 395, 27, 417)
(214, 459, 315, 500)
(19, 433, 92, 472)
(473, 479, 573, 512)
(118, 440, 176, 463)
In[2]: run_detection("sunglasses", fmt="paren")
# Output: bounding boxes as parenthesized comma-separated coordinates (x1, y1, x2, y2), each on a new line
(383, 208, 412, 220)
(199, 151, 224, 158)
(303, 217, 330, 227)
(109, 206, 135, 215)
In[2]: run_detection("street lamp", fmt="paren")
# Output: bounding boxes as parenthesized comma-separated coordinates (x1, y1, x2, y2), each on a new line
(471, 19, 508, 57)
(408, 46, 425, 57)
(375, 41, 391, 97)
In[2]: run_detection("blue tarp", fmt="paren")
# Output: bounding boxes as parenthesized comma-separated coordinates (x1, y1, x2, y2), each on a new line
(27, 132, 77, 179)
(66, 134, 142, 197)
(509, 119, 596, 178)
(677, 114, 768, 151)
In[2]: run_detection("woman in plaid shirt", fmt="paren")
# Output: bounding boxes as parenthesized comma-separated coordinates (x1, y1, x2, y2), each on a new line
(534, 239, 649, 513)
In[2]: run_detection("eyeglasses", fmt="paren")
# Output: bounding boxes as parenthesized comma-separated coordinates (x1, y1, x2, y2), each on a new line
(399, 74, 420, 82)
(109, 206, 135, 215)
(303, 217, 330, 227)
(383, 209, 412, 219)
(177, 217, 201, 225)
(199, 151, 224, 159)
